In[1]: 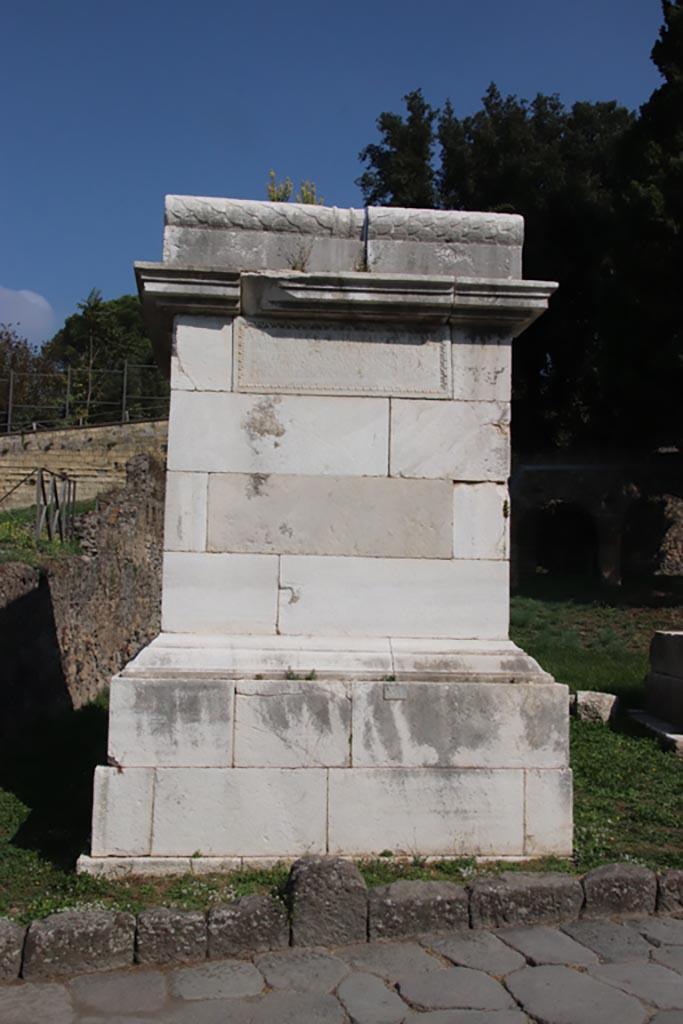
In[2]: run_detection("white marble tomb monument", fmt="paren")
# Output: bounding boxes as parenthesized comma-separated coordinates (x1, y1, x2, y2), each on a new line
(78, 196, 571, 875)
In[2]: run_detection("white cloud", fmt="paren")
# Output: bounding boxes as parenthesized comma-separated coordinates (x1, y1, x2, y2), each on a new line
(0, 287, 57, 346)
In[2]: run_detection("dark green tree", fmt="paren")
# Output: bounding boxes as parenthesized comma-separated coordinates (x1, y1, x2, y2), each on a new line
(43, 293, 168, 425)
(608, 0, 683, 449)
(358, 87, 634, 450)
(356, 90, 438, 208)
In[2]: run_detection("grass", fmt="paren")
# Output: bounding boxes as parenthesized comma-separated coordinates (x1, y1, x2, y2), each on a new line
(510, 574, 683, 704)
(0, 500, 96, 566)
(0, 573, 681, 922)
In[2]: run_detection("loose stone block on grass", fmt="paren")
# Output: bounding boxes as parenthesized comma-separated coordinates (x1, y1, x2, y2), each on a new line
(22, 910, 134, 979)
(288, 856, 368, 947)
(368, 880, 469, 939)
(582, 863, 657, 917)
(469, 872, 583, 929)
(207, 895, 289, 958)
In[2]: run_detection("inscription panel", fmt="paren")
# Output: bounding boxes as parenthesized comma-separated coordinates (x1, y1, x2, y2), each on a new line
(234, 317, 451, 398)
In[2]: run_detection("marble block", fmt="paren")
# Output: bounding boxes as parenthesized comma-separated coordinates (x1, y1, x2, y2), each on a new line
(171, 316, 233, 392)
(161, 552, 279, 634)
(453, 482, 509, 560)
(206, 474, 452, 558)
(233, 317, 451, 398)
(108, 677, 234, 767)
(167, 391, 390, 476)
(278, 556, 509, 639)
(390, 399, 510, 480)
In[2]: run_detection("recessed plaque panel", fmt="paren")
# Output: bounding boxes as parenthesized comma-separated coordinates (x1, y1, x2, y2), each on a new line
(234, 317, 451, 398)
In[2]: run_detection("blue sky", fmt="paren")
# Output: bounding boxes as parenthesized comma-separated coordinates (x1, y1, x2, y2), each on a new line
(1, 0, 665, 345)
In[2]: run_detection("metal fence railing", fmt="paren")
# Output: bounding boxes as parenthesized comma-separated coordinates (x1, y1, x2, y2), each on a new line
(35, 469, 77, 542)
(0, 468, 77, 544)
(0, 363, 169, 434)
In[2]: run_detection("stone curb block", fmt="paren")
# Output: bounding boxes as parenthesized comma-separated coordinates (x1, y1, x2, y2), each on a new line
(289, 856, 368, 947)
(21, 910, 135, 980)
(208, 894, 289, 959)
(0, 920, 26, 982)
(582, 863, 657, 917)
(5, 860, 683, 981)
(369, 879, 469, 939)
(469, 872, 584, 929)
(658, 870, 683, 914)
(135, 907, 207, 965)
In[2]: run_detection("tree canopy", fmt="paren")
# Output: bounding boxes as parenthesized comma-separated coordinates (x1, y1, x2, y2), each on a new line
(0, 294, 168, 432)
(356, 0, 683, 454)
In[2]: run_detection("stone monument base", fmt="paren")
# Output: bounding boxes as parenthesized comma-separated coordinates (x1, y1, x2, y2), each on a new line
(78, 634, 572, 876)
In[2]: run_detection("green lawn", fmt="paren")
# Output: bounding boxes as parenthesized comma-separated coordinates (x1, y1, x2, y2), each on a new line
(0, 574, 681, 922)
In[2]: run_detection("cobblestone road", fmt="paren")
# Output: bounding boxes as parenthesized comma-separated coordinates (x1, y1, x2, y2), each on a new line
(3, 916, 683, 1023)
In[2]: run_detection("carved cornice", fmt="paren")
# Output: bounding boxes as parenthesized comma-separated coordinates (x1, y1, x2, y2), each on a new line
(135, 263, 240, 365)
(136, 264, 557, 367)
(241, 271, 455, 322)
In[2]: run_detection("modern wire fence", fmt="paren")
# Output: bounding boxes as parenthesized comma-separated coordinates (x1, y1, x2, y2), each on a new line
(0, 363, 169, 433)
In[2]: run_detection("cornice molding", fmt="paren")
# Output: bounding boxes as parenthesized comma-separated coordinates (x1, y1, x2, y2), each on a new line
(136, 263, 557, 366)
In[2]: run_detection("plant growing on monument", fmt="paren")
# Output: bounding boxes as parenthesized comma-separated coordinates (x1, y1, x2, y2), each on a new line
(267, 170, 324, 205)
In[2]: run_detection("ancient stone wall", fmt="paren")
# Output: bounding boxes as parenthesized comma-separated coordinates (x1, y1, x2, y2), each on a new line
(0, 455, 164, 744)
(0, 420, 168, 510)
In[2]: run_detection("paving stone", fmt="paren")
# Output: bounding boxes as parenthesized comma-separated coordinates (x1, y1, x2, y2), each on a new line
(497, 925, 599, 966)
(653, 946, 683, 975)
(369, 881, 469, 940)
(159, 999, 254, 1024)
(135, 907, 207, 964)
(79, 1017, 153, 1024)
(79, 1018, 154, 1024)
(659, 871, 683, 913)
(396, 966, 516, 1011)
(0, 919, 25, 982)
(336, 940, 443, 982)
(505, 964, 648, 1024)
(207, 895, 288, 958)
(254, 948, 350, 992)
(588, 960, 683, 1008)
(561, 918, 653, 962)
(69, 969, 167, 1012)
(169, 959, 265, 1000)
(650, 1013, 683, 1024)
(469, 873, 583, 929)
(628, 917, 683, 947)
(336, 972, 407, 1023)
(0, 981, 75, 1024)
(288, 856, 368, 947)
(248, 990, 348, 1023)
(22, 910, 135, 979)
(421, 931, 525, 975)
(401, 1013, 530, 1024)
(582, 863, 657, 917)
